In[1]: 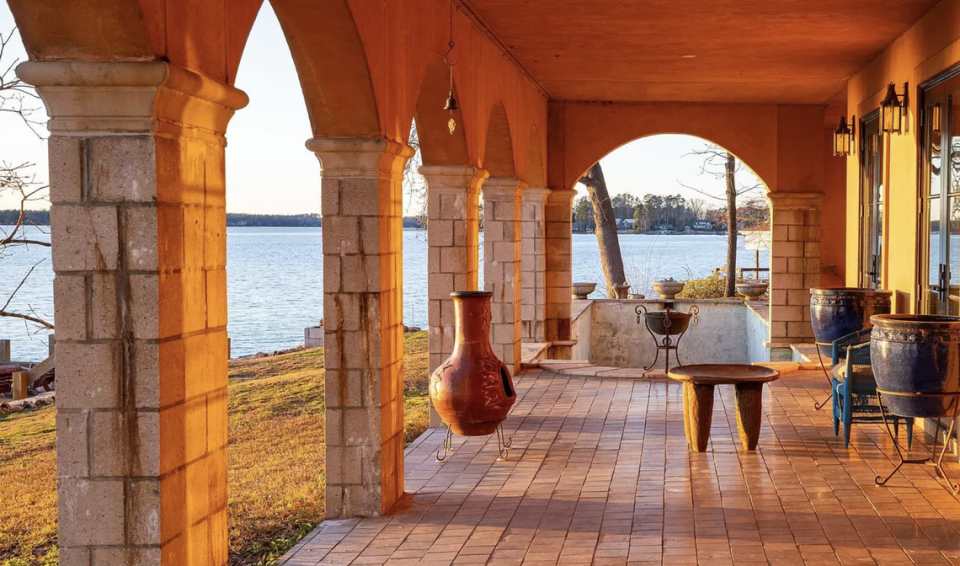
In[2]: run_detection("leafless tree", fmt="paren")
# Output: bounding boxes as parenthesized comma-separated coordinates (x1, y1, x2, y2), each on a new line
(679, 144, 764, 297)
(0, 28, 52, 329)
(688, 198, 706, 221)
(580, 163, 628, 298)
(403, 120, 427, 229)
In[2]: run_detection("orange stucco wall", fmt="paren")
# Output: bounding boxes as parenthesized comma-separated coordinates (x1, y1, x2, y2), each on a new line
(821, 128, 847, 287)
(845, 0, 960, 313)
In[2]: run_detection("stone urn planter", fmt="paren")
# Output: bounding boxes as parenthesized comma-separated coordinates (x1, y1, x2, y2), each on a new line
(612, 283, 631, 298)
(429, 291, 516, 436)
(810, 287, 892, 355)
(736, 280, 768, 301)
(653, 278, 684, 300)
(571, 282, 596, 299)
(628, 293, 646, 300)
(871, 314, 960, 418)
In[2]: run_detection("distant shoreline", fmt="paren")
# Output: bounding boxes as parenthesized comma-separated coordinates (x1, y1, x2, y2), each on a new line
(0, 211, 425, 229)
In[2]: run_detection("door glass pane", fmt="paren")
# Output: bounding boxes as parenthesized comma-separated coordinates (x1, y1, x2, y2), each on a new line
(952, 93, 960, 194)
(951, 197, 960, 315)
(929, 196, 942, 313)
(931, 103, 943, 196)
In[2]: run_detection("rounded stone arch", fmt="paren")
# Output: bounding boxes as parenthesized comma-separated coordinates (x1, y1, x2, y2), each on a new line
(8, 0, 381, 139)
(561, 103, 778, 192)
(8, 0, 264, 85)
(271, 0, 380, 138)
(576, 132, 772, 194)
(524, 125, 546, 188)
(413, 58, 470, 167)
(483, 101, 517, 179)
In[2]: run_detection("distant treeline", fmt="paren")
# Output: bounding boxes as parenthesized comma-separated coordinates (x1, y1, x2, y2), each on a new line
(228, 213, 321, 226)
(1, 210, 426, 229)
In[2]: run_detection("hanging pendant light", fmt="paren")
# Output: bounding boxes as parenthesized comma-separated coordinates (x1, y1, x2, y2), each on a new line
(443, 1, 459, 135)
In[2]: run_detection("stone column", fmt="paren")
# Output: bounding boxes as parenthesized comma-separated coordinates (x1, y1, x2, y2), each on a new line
(420, 165, 485, 428)
(308, 138, 412, 518)
(767, 191, 824, 351)
(521, 188, 550, 342)
(544, 188, 577, 358)
(19, 61, 247, 565)
(483, 178, 526, 373)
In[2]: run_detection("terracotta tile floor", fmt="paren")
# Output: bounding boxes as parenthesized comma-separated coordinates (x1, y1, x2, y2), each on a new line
(281, 370, 960, 565)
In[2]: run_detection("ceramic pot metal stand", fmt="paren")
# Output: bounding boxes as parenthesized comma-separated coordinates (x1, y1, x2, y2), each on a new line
(870, 314, 960, 494)
(635, 303, 700, 374)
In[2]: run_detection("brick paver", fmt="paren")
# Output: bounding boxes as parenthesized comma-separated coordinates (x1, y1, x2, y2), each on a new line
(281, 370, 960, 565)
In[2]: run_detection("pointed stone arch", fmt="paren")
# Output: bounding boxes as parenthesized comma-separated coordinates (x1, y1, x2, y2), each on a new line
(484, 102, 517, 179)
(414, 58, 471, 167)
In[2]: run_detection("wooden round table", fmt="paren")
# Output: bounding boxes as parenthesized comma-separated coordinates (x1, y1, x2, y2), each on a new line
(667, 364, 780, 452)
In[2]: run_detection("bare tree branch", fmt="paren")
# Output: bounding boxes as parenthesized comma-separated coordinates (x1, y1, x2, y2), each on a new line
(0, 28, 45, 138)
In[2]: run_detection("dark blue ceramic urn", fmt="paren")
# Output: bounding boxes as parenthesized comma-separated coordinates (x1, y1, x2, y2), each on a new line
(810, 288, 892, 355)
(871, 314, 960, 418)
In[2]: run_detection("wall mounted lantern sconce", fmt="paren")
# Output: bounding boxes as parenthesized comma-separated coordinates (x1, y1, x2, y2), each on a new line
(880, 82, 907, 135)
(833, 115, 855, 157)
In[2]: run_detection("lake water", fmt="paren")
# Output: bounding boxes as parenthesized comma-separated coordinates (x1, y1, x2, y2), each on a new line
(0, 226, 766, 360)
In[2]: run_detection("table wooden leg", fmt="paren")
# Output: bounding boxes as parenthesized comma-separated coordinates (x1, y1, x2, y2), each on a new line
(682, 382, 692, 446)
(686, 383, 715, 452)
(735, 382, 764, 450)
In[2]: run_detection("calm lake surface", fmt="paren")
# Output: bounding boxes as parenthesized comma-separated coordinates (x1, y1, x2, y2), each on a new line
(0, 226, 767, 360)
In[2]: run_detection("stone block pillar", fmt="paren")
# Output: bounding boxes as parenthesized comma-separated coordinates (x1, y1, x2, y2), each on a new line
(20, 61, 247, 565)
(544, 188, 577, 358)
(767, 191, 824, 347)
(420, 165, 485, 428)
(521, 188, 550, 342)
(483, 178, 526, 373)
(308, 138, 412, 518)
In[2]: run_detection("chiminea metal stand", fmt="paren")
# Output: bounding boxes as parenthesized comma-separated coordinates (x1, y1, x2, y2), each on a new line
(634, 301, 700, 375)
(875, 391, 960, 494)
(436, 422, 512, 462)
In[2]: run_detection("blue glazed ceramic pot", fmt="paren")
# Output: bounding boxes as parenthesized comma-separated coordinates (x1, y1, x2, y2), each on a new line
(810, 288, 892, 355)
(871, 314, 960, 418)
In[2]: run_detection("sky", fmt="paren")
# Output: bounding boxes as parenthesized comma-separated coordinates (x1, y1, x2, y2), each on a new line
(0, 3, 764, 215)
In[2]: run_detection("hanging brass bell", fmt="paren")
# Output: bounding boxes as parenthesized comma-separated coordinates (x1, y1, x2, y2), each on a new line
(443, 92, 459, 111)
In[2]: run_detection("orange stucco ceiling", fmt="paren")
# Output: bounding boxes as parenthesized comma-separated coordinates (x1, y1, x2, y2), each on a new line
(463, 0, 941, 104)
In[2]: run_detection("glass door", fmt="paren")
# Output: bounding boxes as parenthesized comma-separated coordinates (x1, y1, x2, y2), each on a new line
(922, 73, 960, 315)
(860, 115, 883, 288)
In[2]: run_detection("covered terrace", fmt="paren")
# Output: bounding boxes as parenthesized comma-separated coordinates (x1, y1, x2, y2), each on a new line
(7, 0, 960, 564)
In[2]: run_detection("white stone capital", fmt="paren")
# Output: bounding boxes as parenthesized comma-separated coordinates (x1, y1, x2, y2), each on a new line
(307, 138, 414, 178)
(546, 188, 577, 206)
(765, 191, 824, 210)
(482, 177, 526, 201)
(419, 165, 487, 194)
(17, 61, 248, 136)
(522, 188, 551, 203)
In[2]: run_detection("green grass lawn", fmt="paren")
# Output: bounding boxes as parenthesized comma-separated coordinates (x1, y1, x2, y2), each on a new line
(0, 331, 431, 566)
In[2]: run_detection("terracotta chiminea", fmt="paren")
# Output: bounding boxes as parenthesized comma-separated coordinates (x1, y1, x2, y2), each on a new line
(430, 291, 516, 435)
